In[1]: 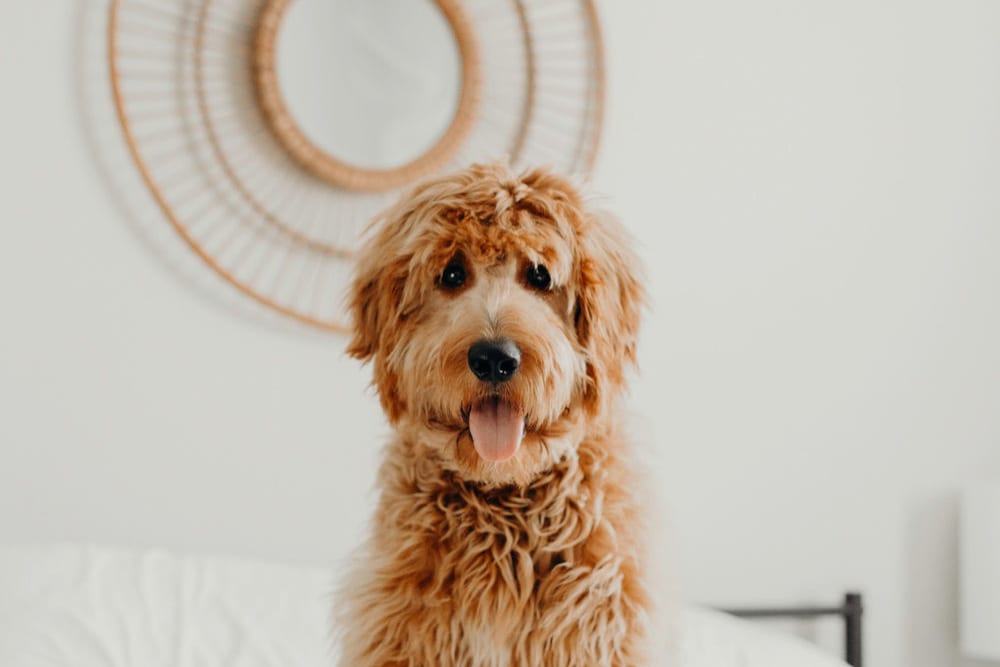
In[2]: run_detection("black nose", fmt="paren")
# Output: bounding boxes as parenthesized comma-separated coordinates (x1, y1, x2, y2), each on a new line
(467, 339, 521, 383)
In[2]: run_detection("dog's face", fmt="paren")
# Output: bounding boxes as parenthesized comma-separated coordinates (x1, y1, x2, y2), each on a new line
(348, 164, 641, 486)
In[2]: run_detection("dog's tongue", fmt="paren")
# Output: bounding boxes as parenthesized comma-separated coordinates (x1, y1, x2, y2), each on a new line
(469, 399, 525, 462)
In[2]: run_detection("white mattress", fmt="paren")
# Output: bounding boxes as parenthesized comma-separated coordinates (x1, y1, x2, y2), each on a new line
(0, 545, 847, 667)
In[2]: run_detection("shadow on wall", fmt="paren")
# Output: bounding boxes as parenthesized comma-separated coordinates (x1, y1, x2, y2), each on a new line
(904, 494, 960, 667)
(903, 493, 995, 667)
(71, 0, 319, 337)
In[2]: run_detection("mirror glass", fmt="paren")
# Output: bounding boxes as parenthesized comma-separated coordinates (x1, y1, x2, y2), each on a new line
(275, 0, 462, 171)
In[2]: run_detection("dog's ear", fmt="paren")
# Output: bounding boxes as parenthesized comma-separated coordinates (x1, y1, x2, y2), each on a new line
(574, 209, 645, 413)
(346, 218, 412, 361)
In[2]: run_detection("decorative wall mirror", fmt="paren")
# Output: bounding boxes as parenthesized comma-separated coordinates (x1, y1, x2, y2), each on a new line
(109, 0, 605, 332)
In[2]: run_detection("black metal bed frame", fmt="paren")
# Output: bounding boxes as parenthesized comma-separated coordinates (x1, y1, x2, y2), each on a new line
(720, 592, 864, 667)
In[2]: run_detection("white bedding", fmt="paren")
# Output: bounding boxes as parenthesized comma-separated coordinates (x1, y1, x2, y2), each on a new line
(0, 545, 846, 667)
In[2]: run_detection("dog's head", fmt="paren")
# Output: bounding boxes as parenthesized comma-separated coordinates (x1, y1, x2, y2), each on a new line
(348, 163, 642, 485)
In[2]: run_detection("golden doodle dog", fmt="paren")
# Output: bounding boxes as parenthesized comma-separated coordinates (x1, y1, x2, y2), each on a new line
(339, 162, 653, 666)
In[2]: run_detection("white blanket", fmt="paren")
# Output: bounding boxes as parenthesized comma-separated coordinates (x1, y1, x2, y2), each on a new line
(0, 545, 846, 666)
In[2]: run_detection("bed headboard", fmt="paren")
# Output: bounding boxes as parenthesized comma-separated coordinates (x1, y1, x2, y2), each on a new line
(720, 592, 864, 667)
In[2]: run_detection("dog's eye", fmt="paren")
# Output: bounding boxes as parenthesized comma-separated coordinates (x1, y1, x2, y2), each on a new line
(526, 264, 552, 291)
(440, 263, 466, 289)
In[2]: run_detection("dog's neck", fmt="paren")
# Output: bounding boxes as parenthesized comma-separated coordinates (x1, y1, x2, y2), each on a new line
(377, 417, 632, 531)
(390, 401, 631, 488)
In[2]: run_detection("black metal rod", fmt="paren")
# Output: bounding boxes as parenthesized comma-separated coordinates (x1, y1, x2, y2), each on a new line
(720, 592, 864, 667)
(719, 605, 846, 618)
(843, 592, 863, 667)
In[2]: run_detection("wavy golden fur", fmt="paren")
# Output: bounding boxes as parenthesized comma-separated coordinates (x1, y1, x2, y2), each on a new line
(339, 162, 652, 666)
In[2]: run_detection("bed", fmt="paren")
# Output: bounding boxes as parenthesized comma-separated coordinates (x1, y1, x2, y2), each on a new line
(0, 545, 853, 666)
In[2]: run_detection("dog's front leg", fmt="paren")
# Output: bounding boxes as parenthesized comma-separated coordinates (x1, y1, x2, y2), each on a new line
(521, 554, 649, 667)
(337, 545, 464, 667)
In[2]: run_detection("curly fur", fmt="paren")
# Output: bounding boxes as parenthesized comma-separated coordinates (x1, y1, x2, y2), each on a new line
(338, 162, 652, 667)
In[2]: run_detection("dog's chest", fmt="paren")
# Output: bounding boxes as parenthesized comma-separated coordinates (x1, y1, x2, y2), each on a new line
(422, 488, 611, 661)
(436, 535, 568, 665)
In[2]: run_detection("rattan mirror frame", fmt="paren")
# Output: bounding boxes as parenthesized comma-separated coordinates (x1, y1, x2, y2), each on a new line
(253, 0, 483, 192)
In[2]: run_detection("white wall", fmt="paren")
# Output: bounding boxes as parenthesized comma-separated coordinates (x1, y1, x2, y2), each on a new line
(1, 2, 999, 667)
(597, 3, 1000, 666)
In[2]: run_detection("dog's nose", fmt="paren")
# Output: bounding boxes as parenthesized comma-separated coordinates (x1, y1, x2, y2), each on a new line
(467, 339, 521, 383)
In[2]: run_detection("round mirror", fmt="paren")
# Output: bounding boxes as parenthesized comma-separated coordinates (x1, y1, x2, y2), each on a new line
(254, 0, 480, 192)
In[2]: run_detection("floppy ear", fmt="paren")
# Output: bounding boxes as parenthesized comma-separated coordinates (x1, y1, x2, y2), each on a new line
(346, 263, 390, 361)
(345, 217, 412, 361)
(574, 209, 645, 413)
(345, 211, 418, 423)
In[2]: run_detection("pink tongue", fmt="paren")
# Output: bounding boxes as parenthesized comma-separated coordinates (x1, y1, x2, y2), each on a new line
(469, 399, 525, 462)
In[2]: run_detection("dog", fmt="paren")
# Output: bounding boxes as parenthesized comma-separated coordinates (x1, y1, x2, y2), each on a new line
(338, 162, 653, 667)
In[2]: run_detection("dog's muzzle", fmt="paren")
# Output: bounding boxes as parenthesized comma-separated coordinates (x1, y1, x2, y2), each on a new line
(466, 339, 524, 462)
